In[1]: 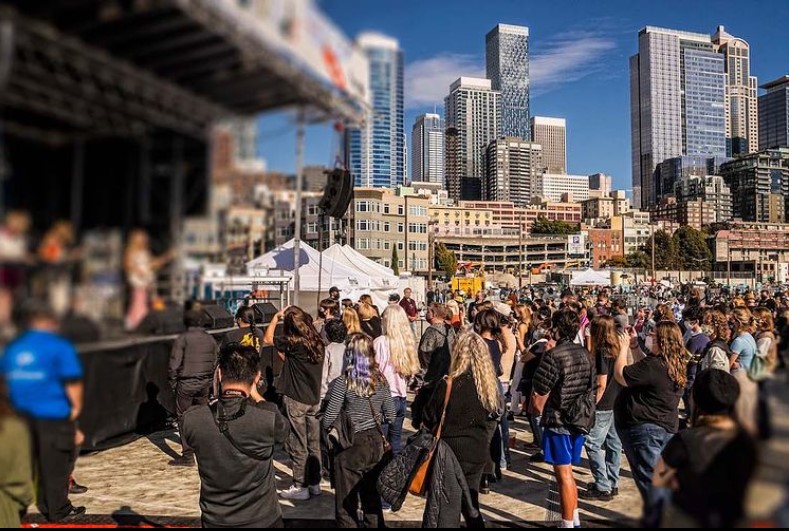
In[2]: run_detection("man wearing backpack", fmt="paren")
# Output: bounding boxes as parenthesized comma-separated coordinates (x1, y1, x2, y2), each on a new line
(412, 304, 456, 428)
(169, 310, 219, 467)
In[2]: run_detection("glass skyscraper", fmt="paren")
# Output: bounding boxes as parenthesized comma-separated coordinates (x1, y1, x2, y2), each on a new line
(630, 26, 727, 208)
(486, 24, 530, 140)
(411, 113, 444, 185)
(759, 76, 789, 150)
(349, 33, 404, 188)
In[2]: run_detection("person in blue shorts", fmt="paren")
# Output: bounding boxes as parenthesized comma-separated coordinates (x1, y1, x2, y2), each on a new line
(531, 308, 593, 528)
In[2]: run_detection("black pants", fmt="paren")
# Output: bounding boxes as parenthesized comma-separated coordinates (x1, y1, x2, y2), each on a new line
(27, 418, 76, 521)
(202, 516, 284, 528)
(176, 379, 211, 456)
(333, 428, 385, 528)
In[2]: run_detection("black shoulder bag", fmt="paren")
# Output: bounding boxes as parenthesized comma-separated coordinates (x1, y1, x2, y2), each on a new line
(210, 399, 266, 461)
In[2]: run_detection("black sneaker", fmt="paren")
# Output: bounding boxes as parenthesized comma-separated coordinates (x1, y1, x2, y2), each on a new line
(168, 455, 195, 467)
(611, 487, 619, 496)
(480, 475, 491, 495)
(59, 506, 87, 522)
(69, 480, 88, 495)
(580, 485, 613, 501)
(529, 452, 545, 463)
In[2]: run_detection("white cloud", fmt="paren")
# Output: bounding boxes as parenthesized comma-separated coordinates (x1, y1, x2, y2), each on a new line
(404, 53, 484, 109)
(403, 30, 618, 109)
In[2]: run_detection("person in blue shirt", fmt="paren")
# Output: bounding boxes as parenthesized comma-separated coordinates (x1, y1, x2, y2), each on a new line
(0, 302, 86, 522)
(728, 307, 759, 436)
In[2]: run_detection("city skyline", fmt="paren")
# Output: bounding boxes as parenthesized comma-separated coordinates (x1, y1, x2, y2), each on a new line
(256, 0, 789, 192)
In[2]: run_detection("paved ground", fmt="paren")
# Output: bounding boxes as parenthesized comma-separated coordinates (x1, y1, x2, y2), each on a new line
(25, 379, 789, 528)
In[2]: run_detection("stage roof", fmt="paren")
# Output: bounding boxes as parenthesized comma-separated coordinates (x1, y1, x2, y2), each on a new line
(0, 0, 368, 142)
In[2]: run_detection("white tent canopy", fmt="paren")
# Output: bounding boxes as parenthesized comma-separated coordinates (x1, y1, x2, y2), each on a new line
(323, 244, 398, 290)
(570, 268, 612, 287)
(246, 239, 372, 292)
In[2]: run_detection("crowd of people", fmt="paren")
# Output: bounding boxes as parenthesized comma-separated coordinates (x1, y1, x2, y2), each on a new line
(0, 279, 787, 528)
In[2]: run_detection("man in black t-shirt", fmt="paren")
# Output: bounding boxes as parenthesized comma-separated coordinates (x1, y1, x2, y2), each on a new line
(183, 345, 289, 528)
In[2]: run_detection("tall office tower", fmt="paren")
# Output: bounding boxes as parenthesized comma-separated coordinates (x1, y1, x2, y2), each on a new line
(588, 173, 613, 195)
(530, 116, 566, 174)
(411, 113, 445, 185)
(486, 24, 530, 139)
(720, 148, 789, 222)
(712, 26, 759, 156)
(760, 76, 789, 149)
(484, 137, 542, 206)
(444, 77, 500, 201)
(348, 32, 405, 188)
(630, 26, 726, 208)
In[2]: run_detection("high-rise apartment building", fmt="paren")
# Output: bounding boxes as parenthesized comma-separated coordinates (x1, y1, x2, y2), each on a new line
(484, 137, 542, 206)
(720, 148, 789, 222)
(349, 33, 404, 188)
(712, 26, 759, 156)
(486, 24, 530, 139)
(531, 117, 566, 174)
(533, 173, 590, 203)
(674, 175, 732, 222)
(630, 26, 727, 208)
(411, 113, 444, 185)
(759, 76, 789, 149)
(654, 155, 730, 201)
(444, 77, 500, 201)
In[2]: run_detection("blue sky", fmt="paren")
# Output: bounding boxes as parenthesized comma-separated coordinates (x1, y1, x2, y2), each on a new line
(256, 0, 789, 191)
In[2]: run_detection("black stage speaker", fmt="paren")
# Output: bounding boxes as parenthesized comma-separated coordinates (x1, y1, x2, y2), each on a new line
(202, 305, 234, 330)
(252, 302, 278, 324)
(318, 168, 353, 219)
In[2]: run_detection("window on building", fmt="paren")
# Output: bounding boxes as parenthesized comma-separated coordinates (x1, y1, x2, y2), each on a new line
(384, 204, 390, 214)
(356, 201, 369, 212)
(397, 223, 404, 233)
(356, 220, 369, 231)
(397, 241, 404, 251)
(397, 205, 404, 216)
(383, 222, 390, 232)
(384, 240, 391, 250)
(356, 238, 369, 250)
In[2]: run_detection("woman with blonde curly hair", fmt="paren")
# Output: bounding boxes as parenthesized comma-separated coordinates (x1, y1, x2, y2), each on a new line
(422, 332, 501, 526)
(615, 320, 685, 528)
(373, 305, 419, 454)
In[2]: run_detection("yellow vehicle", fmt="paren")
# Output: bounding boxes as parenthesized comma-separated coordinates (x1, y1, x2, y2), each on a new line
(451, 276, 485, 295)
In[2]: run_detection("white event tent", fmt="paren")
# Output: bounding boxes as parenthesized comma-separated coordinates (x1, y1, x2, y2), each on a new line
(570, 268, 612, 287)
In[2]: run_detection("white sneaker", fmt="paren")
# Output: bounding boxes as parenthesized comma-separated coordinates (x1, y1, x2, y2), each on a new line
(309, 484, 321, 496)
(279, 485, 310, 501)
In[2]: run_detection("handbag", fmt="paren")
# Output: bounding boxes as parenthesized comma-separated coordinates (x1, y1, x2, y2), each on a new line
(367, 396, 392, 453)
(328, 407, 355, 452)
(562, 363, 596, 436)
(408, 377, 453, 496)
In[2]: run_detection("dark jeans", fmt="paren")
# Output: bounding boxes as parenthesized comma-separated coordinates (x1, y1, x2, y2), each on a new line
(683, 362, 698, 419)
(333, 428, 386, 528)
(283, 395, 322, 488)
(617, 422, 672, 528)
(176, 378, 211, 456)
(383, 396, 408, 455)
(27, 418, 77, 521)
(583, 410, 621, 492)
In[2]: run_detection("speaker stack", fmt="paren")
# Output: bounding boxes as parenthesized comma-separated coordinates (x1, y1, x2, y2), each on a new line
(202, 305, 235, 330)
(318, 168, 353, 219)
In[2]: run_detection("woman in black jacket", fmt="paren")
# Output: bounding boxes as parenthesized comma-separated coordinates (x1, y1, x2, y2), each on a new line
(423, 332, 501, 528)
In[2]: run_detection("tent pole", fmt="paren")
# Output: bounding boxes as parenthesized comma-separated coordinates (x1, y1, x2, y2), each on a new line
(293, 107, 305, 307)
(317, 210, 325, 308)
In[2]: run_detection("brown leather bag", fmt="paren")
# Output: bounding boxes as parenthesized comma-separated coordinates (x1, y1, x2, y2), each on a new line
(408, 377, 453, 496)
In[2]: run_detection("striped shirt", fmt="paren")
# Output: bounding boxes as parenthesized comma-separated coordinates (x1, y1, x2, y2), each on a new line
(322, 377, 395, 434)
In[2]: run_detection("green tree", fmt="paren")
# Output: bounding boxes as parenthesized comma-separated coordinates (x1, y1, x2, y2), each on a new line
(674, 225, 712, 270)
(643, 229, 680, 270)
(606, 256, 629, 268)
(626, 251, 649, 269)
(435, 243, 458, 278)
(391, 246, 399, 276)
(704, 221, 731, 234)
(530, 216, 580, 235)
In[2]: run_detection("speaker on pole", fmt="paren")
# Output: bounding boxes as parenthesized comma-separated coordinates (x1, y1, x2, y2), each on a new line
(319, 168, 353, 219)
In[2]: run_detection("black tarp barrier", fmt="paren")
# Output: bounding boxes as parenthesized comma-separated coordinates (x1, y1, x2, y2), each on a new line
(78, 327, 284, 452)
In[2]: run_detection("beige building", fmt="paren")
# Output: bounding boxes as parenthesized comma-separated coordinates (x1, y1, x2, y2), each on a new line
(353, 188, 430, 272)
(531, 116, 567, 174)
(484, 137, 542, 206)
(582, 190, 631, 221)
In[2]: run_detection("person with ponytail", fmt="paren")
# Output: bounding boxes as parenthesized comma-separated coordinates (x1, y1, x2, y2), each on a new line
(422, 332, 501, 527)
(373, 305, 419, 454)
(615, 320, 686, 528)
(322, 333, 395, 528)
(264, 306, 325, 501)
(221, 306, 264, 352)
